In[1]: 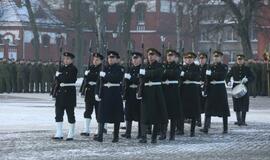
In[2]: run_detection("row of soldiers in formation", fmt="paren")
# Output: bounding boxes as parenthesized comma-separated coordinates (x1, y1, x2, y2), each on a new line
(0, 54, 269, 96)
(0, 59, 57, 93)
(51, 48, 255, 144)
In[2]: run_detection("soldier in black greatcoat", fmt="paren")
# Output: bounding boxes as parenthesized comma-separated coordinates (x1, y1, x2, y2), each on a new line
(52, 52, 78, 141)
(80, 53, 103, 136)
(226, 54, 254, 126)
(200, 51, 230, 134)
(160, 49, 183, 141)
(180, 52, 201, 137)
(121, 52, 143, 139)
(138, 48, 168, 144)
(94, 51, 124, 143)
(198, 52, 208, 127)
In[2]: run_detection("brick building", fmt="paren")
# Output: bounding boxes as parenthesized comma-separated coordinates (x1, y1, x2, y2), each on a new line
(0, 0, 264, 64)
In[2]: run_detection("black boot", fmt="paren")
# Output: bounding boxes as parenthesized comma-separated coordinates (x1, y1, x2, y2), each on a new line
(200, 116, 210, 134)
(241, 112, 247, 126)
(139, 124, 147, 143)
(137, 122, 141, 139)
(147, 125, 152, 134)
(176, 118, 184, 135)
(121, 121, 132, 139)
(151, 125, 158, 143)
(169, 120, 176, 141)
(158, 123, 167, 140)
(234, 112, 241, 126)
(223, 116, 228, 134)
(112, 123, 120, 143)
(190, 119, 196, 137)
(93, 123, 104, 142)
(197, 116, 202, 127)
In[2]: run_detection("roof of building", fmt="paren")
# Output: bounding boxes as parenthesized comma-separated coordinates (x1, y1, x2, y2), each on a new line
(0, 0, 64, 27)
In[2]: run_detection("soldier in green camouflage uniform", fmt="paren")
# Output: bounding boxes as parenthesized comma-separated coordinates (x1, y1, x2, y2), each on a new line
(247, 59, 257, 97)
(9, 61, 17, 92)
(0, 59, 11, 93)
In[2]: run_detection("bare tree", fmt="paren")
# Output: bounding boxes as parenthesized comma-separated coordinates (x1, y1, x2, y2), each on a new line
(121, 0, 135, 61)
(25, 0, 40, 61)
(72, 0, 84, 75)
(176, 0, 183, 53)
(221, 0, 261, 58)
(93, 0, 106, 55)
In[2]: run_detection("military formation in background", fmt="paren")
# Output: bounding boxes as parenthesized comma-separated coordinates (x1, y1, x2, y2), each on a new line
(0, 59, 57, 93)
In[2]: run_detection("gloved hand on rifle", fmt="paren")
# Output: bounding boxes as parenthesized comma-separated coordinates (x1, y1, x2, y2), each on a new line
(124, 73, 131, 80)
(95, 94, 101, 102)
(55, 71, 62, 77)
(139, 69, 146, 76)
(206, 70, 212, 76)
(99, 71, 106, 78)
(85, 70, 90, 76)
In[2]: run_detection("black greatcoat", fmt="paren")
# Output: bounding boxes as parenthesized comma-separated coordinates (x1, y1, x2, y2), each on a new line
(55, 64, 78, 107)
(141, 61, 168, 125)
(162, 62, 183, 120)
(180, 63, 201, 119)
(95, 64, 124, 123)
(83, 64, 102, 105)
(226, 64, 254, 112)
(124, 65, 141, 122)
(199, 64, 207, 113)
(205, 63, 230, 117)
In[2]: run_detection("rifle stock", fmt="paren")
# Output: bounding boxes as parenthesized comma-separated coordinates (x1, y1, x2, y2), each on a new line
(203, 48, 212, 95)
(80, 40, 92, 95)
(51, 39, 63, 98)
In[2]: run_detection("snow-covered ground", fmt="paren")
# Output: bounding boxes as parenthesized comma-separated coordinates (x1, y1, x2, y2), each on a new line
(0, 93, 269, 133)
(0, 93, 270, 160)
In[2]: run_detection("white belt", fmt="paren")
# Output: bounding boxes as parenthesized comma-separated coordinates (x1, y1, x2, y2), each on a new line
(144, 82, 162, 86)
(183, 80, 201, 85)
(60, 83, 79, 87)
(233, 81, 242, 84)
(162, 80, 179, 85)
(129, 84, 138, 88)
(104, 83, 120, 88)
(210, 80, 225, 85)
(88, 81, 96, 86)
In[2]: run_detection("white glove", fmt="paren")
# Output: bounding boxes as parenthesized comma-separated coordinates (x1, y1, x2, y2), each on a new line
(206, 70, 212, 76)
(55, 71, 62, 77)
(139, 69, 146, 75)
(242, 77, 248, 83)
(99, 71, 106, 77)
(202, 91, 207, 97)
(124, 73, 131, 79)
(227, 82, 232, 87)
(180, 71, 185, 77)
(95, 94, 101, 102)
(136, 93, 142, 100)
(84, 70, 90, 76)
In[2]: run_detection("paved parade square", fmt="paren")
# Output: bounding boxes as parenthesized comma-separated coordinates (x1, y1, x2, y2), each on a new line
(0, 93, 270, 160)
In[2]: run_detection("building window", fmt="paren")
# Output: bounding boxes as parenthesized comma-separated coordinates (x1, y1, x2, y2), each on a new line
(135, 3, 146, 30)
(116, 4, 125, 32)
(251, 26, 257, 41)
(3, 34, 15, 45)
(200, 29, 210, 42)
(225, 27, 238, 42)
(42, 34, 50, 47)
(160, 0, 170, 13)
